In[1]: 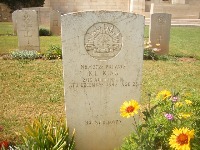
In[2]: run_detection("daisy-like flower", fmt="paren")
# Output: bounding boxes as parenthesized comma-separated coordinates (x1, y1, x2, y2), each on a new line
(156, 90, 172, 100)
(172, 96, 178, 102)
(175, 102, 183, 107)
(120, 100, 140, 118)
(179, 113, 191, 119)
(185, 100, 192, 106)
(164, 113, 174, 120)
(169, 127, 194, 150)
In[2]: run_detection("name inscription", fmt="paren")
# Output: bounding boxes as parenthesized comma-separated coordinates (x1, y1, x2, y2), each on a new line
(69, 64, 140, 88)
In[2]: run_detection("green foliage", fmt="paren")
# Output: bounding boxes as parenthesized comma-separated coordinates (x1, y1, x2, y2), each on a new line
(10, 50, 41, 60)
(0, 0, 45, 12)
(45, 45, 62, 60)
(39, 28, 51, 36)
(15, 117, 75, 150)
(143, 48, 159, 60)
(120, 90, 200, 150)
(143, 41, 175, 61)
(143, 41, 160, 60)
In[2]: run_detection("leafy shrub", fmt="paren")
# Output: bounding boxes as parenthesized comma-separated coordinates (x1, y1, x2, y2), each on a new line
(45, 45, 62, 60)
(143, 41, 173, 61)
(120, 90, 200, 150)
(10, 50, 41, 60)
(143, 41, 160, 60)
(15, 117, 75, 150)
(39, 28, 51, 36)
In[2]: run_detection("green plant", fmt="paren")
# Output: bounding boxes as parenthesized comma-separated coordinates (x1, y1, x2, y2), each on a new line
(15, 117, 75, 150)
(10, 50, 41, 60)
(45, 45, 62, 60)
(120, 90, 200, 150)
(143, 41, 173, 61)
(39, 28, 51, 36)
(143, 41, 160, 60)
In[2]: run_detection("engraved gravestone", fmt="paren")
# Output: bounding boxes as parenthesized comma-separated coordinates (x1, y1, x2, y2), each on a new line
(62, 11, 144, 150)
(149, 13, 171, 54)
(50, 10, 61, 35)
(17, 10, 40, 51)
(12, 10, 18, 35)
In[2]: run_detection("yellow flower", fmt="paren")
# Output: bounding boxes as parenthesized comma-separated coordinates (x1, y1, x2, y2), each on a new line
(179, 113, 191, 119)
(185, 100, 192, 105)
(175, 102, 183, 107)
(169, 127, 194, 150)
(120, 100, 140, 118)
(184, 92, 191, 98)
(156, 90, 172, 100)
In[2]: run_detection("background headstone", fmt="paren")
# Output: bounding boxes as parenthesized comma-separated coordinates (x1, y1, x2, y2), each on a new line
(22, 7, 52, 28)
(50, 10, 61, 35)
(149, 13, 171, 54)
(12, 10, 18, 35)
(62, 11, 144, 150)
(16, 10, 40, 51)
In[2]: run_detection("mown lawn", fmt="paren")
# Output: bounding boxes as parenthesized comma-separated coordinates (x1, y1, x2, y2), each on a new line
(0, 22, 200, 59)
(0, 22, 200, 143)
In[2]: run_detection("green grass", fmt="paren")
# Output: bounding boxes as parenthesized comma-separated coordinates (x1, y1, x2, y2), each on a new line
(0, 60, 199, 142)
(0, 22, 61, 54)
(170, 27, 200, 59)
(0, 23, 200, 59)
(0, 60, 65, 142)
(0, 22, 200, 144)
(144, 26, 200, 59)
(0, 22, 13, 35)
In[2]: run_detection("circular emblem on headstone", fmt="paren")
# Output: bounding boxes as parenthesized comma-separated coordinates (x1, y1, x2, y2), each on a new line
(84, 22, 122, 60)
(158, 16, 166, 24)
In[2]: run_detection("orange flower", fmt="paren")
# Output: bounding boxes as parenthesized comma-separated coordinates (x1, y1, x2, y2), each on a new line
(120, 100, 140, 118)
(169, 127, 194, 150)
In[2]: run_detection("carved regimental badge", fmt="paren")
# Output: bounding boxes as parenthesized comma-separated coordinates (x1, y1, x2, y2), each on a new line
(84, 22, 122, 60)
(158, 16, 166, 24)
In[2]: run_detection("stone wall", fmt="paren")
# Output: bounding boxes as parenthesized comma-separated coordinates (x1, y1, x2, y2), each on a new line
(153, 4, 200, 19)
(44, 0, 130, 13)
(143, 0, 200, 18)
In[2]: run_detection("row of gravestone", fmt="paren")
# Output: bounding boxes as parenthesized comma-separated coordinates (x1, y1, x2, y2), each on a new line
(12, 10, 60, 51)
(12, 11, 171, 150)
(12, 10, 61, 36)
(12, 10, 171, 54)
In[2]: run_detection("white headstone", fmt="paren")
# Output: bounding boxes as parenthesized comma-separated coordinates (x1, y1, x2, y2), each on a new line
(150, 3, 154, 15)
(12, 10, 18, 35)
(62, 11, 144, 150)
(16, 10, 40, 51)
(149, 13, 171, 54)
(50, 10, 61, 35)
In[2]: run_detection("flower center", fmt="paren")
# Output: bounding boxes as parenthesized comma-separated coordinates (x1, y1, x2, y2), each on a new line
(164, 94, 169, 98)
(176, 133, 188, 145)
(126, 106, 135, 113)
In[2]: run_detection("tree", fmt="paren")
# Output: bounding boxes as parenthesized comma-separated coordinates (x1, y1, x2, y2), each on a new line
(0, 0, 45, 12)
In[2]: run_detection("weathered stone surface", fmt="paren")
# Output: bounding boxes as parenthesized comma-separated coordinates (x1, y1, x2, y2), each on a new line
(62, 11, 144, 150)
(149, 13, 171, 54)
(50, 10, 61, 35)
(22, 7, 52, 27)
(12, 10, 18, 35)
(17, 10, 40, 51)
